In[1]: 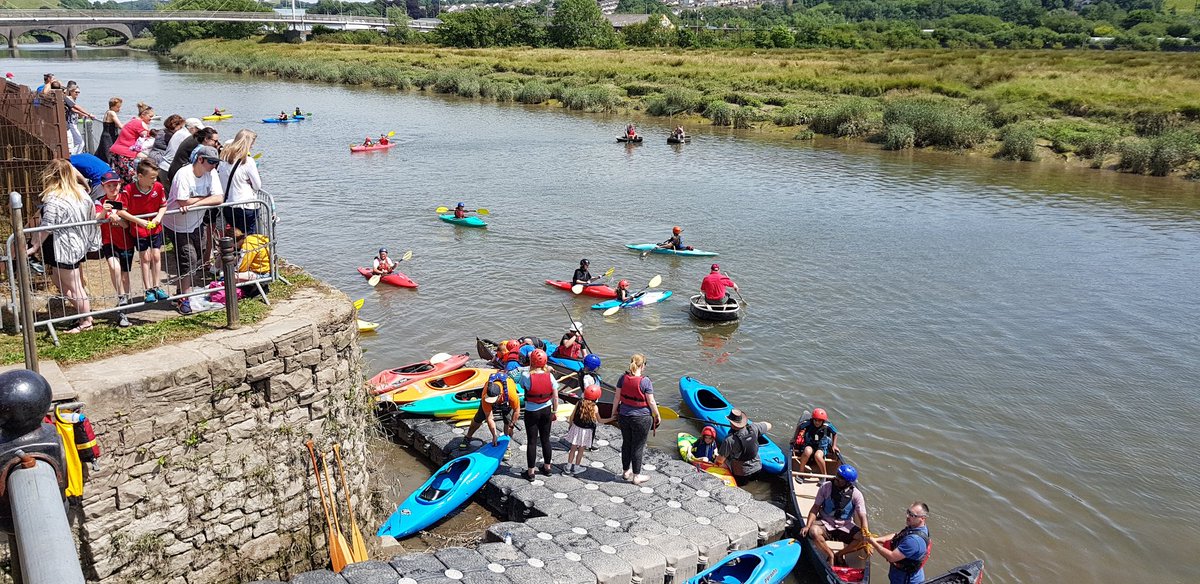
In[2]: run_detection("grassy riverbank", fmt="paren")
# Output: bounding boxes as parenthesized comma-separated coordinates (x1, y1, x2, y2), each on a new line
(172, 39, 1200, 177)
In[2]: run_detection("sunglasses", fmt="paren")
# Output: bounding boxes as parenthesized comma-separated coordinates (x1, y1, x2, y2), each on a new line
(201, 157, 220, 165)
(906, 511, 927, 518)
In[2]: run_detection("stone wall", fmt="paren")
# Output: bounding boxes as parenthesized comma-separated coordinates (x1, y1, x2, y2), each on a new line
(55, 287, 375, 584)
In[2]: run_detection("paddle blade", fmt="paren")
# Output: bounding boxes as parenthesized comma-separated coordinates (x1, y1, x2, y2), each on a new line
(571, 284, 584, 294)
(657, 405, 679, 420)
(388, 130, 396, 137)
(331, 532, 351, 572)
(353, 298, 364, 310)
(603, 267, 615, 278)
(647, 274, 662, 288)
(350, 529, 368, 563)
(401, 250, 413, 261)
(430, 352, 453, 364)
(435, 206, 449, 213)
(251, 152, 263, 159)
(367, 275, 381, 287)
(603, 306, 621, 317)
(476, 208, 490, 215)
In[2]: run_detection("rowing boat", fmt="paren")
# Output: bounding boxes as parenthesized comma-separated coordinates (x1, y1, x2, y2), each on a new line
(689, 294, 741, 322)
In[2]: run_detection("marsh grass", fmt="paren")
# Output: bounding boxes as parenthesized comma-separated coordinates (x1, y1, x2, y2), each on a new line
(998, 122, 1040, 161)
(883, 97, 992, 149)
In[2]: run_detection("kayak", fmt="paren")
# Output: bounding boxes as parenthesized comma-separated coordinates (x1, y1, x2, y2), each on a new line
(684, 539, 802, 584)
(678, 376, 785, 475)
(357, 319, 380, 332)
(591, 290, 673, 310)
(544, 279, 617, 299)
(677, 433, 736, 487)
(202, 113, 232, 121)
(690, 294, 741, 322)
(350, 142, 396, 153)
(261, 116, 305, 124)
(668, 136, 691, 144)
(926, 561, 985, 584)
(617, 136, 643, 143)
(438, 214, 487, 228)
(379, 368, 492, 404)
(368, 352, 470, 396)
(785, 420, 870, 583)
(377, 436, 509, 539)
(399, 377, 522, 418)
(625, 243, 719, 257)
(357, 267, 417, 289)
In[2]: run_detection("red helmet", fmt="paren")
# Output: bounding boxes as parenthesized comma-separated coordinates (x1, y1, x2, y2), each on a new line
(504, 339, 520, 353)
(530, 349, 548, 368)
(811, 408, 828, 421)
(583, 384, 602, 401)
(672, 226, 683, 235)
(701, 426, 717, 438)
(618, 280, 629, 288)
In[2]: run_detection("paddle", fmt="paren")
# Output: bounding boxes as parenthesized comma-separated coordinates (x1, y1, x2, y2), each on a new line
(724, 270, 748, 308)
(367, 250, 413, 286)
(603, 275, 662, 316)
(429, 352, 453, 364)
(352, 298, 364, 310)
(571, 267, 615, 294)
(678, 414, 733, 428)
(333, 444, 369, 563)
(641, 239, 671, 259)
(320, 452, 353, 572)
(306, 441, 347, 572)
(559, 302, 593, 356)
(251, 152, 263, 160)
(435, 206, 490, 215)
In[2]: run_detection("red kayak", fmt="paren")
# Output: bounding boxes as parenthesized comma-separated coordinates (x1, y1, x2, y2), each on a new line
(544, 279, 617, 299)
(368, 352, 470, 395)
(350, 142, 396, 153)
(358, 267, 418, 289)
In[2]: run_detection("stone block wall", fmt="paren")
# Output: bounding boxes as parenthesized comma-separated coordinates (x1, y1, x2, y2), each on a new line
(54, 287, 375, 584)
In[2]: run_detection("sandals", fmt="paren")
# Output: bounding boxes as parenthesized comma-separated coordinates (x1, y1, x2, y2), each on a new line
(65, 321, 94, 334)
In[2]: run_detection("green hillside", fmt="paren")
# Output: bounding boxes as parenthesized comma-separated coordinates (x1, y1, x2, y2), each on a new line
(1164, 0, 1196, 12)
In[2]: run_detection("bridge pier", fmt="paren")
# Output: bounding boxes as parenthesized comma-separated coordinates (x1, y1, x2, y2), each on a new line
(284, 28, 307, 43)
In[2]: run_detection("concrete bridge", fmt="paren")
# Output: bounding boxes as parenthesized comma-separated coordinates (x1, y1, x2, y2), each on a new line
(0, 9, 420, 47)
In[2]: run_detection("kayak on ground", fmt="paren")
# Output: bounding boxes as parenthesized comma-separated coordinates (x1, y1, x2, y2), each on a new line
(678, 376, 786, 474)
(350, 142, 396, 153)
(591, 290, 673, 310)
(677, 432, 736, 487)
(379, 368, 492, 404)
(683, 539, 802, 584)
(357, 267, 417, 289)
(368, 352, 470, 395)
(377, 436, 509, 539)
(544, 279, 617, 299)
(438, 214, 487, 228)
(626, 243, 719, 257)
(399, 377, 522, 418)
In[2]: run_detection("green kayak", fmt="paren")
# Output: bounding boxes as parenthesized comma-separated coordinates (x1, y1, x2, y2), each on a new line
(439, 214, 487, 228)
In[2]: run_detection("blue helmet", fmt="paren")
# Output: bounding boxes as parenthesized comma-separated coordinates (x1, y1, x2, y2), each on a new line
(837, 465, 858, 483)
(457, 202, 465, 208)
(505, 361, 519, 372)
(584, 354, 602, 371)
(378, 247, 387, 254)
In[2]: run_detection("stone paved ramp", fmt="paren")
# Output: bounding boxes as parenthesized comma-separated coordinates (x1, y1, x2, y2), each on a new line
(265, 414, 787, 584)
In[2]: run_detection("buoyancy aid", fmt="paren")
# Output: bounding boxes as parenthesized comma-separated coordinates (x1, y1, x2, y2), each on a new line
(794, 419, 834, 447)
(889, 526, 931, 573)
(487, 373, 512, 408)
(526, 371, 554, 404)
(620, 374, 648, 408)
(821, 485, 857, 521)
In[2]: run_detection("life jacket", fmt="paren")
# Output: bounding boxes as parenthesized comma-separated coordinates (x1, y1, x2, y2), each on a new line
(620, 374, 648, 408)
(555, 342, 582, 360)
(499, 346, 521, 366)
(486, 374, 512, 408)
(74, 413, 100, 463)
(794, 419, 833, 447)
(693, 439, 717, 461)
(821, 485, 856, 521)
(889, 526, 931, 574)
(526, 371, 554, 404)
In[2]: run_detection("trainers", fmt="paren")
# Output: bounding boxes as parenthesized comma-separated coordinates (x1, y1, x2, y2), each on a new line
(117, 313, 131, 328)
(154, 287, 169, 301)
(564, 464, 576, 476)
(144, 290, 157, 303)
(176, 300, 192, 315)
(118, 294, 130, 307)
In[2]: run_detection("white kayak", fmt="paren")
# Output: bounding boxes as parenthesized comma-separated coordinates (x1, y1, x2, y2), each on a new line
(591, 290, 673, 310)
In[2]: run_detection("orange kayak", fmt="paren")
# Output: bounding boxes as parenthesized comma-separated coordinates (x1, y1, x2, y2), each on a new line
(378, 368, 492, 404)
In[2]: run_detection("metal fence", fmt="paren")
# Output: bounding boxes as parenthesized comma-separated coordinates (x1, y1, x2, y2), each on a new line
(4, 189, 279, 352)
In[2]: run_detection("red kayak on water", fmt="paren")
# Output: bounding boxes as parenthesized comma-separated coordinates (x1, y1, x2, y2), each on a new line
(544, 279, 617, 299)
(368, 352, 470, 395)
(350, 142, 396, 153)
(358, 267, 418, 289)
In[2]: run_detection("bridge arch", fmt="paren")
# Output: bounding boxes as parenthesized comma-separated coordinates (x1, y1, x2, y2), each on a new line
(4, 26, 72, 48)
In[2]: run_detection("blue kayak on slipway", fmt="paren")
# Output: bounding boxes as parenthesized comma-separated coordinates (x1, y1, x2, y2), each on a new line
(684, 539, 802, 584)
(377, 436, 509, 539)
(678, 376, 786, 475)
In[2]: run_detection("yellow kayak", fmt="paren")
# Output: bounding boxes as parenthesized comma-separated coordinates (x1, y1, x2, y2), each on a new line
(379, 367, 492, 404)
(202, 113, 232, 121)
(356, 318, 379, 332)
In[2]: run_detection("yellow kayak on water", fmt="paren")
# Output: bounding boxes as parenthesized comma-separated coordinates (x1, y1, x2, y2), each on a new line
(356, 319, 379, 332)
(202, 113, 232, 121)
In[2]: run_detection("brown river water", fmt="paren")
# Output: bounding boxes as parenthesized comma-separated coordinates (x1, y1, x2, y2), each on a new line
(7, 46, 1200, 584)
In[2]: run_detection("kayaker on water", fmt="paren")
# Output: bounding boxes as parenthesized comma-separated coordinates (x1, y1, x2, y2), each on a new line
(212, 107, 222, 116)
(625, 123, 638, 139)
(615, 280, 632, 303)
(362, 136, 375, 147)
(701, 263, 739, 305)
(378, 134, 390, 146)
(572, 259, 603, 289)
(672, 125, 686, 140)
(293, 107, 302, 117)
(715, 409, 772, 485)
(277, 111, 288, 121)
(689, 425, 719, 462)
(461, 362, 521, 449)
(554, 328, 587, 360)
(792, 408, 839, 477)
(869, 502, 931, 584)
(801, 464, 869, 568)
(371, 248, 396, 275)
(658, 226, 694, 251)
(453, 202, 469, 219)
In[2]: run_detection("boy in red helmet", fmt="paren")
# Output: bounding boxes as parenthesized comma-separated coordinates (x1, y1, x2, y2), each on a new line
(793, 407, 839, 477)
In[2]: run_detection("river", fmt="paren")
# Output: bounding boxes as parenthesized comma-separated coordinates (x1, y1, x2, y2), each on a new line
(6, 46, 1200, 584)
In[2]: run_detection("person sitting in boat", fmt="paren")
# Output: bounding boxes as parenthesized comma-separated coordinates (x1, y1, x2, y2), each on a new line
(659, 226, 694, 251)
(689, 425, 719, 462)
(615, 279, 632, 303)
(461, 362, 521, 449)
(672, 125, 686, 140)
(625, 123, 638, 139)
(869, 502, 931, 584)
(554, 329, 587, 360)
(793, 408, 839, 477)
(378, 134, 390, 146)
(362, 136, 375, 147)
(294, 107, 303, 117)
(572, 258, 600, 288)
(277, 111, 288, 121)
(453, 202, 468, 219)
(212, 107, 223, 116)
(701, 263, 739, 306)
(801, 464, 869, 568)
(496, 339, 522, 369)
(371, 248, 396, 275)
(715, 409, 772, 485)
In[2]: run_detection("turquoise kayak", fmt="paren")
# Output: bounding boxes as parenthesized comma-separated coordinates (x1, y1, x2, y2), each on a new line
(398, 379, 522, 418)
(678, 376, 786, 475)
(626, 243, 718, 257)
(591, 290, 673, 310)
(684, 539, 802, 584)
(439, 214, 487, 228)
(261, 115, 305, 124)
(377, 436, 509, 539)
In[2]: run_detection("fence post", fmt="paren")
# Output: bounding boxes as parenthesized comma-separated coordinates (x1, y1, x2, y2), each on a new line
(8, 193, 38, 374)
(219, 236, 239, 329)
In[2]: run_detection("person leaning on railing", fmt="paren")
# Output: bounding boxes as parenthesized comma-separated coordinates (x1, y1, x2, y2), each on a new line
(217, 129, 262, 235)
(162, 145, 224, 308)
(24, 160, 106, 333)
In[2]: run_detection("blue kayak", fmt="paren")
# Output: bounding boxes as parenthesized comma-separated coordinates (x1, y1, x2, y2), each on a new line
(685, 539, 802, 584)
(678, 376, 786, 475)
(591, 290, 673, 310)
(261, 115, 305, 124)
(626, 243, 719, 257)
(541, 339, 587, 374)
(377, 436, 509, 539)
(439, 214, 487, 228)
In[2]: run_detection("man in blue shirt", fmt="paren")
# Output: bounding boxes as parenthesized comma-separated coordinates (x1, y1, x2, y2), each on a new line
(869, 502, 931, 584)
(69, 153, 114, 200)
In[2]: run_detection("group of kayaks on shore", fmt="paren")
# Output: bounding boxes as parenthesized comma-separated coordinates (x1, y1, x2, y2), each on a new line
(618, 122, 690, 144)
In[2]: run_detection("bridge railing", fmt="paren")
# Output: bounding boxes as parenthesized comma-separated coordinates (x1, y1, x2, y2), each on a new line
(0, 9, 389, 25)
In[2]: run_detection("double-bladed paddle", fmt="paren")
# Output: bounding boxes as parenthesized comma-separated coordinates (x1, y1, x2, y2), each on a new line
(602, 274, 662, 316)
(435, 206, 490, 215)
(571, 267, 615, 294)
(367, 250, 413, 286)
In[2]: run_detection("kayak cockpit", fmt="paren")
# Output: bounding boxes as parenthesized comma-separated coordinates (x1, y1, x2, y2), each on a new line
(419, 459, 469, 502)
(700, 554, 762, 583)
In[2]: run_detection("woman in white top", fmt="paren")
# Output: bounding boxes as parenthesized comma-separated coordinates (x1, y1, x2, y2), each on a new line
(217, 129, 262, 234)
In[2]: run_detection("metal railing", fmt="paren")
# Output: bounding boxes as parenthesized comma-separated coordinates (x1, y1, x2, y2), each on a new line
(0, 9, 389, 26)
(5, 188, 279, 357)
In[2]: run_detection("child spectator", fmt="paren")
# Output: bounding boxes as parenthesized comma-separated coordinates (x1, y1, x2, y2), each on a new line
(117, 159, 168, 304)
(96, 172, 134, 327)
(563, 384, 602, 476)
